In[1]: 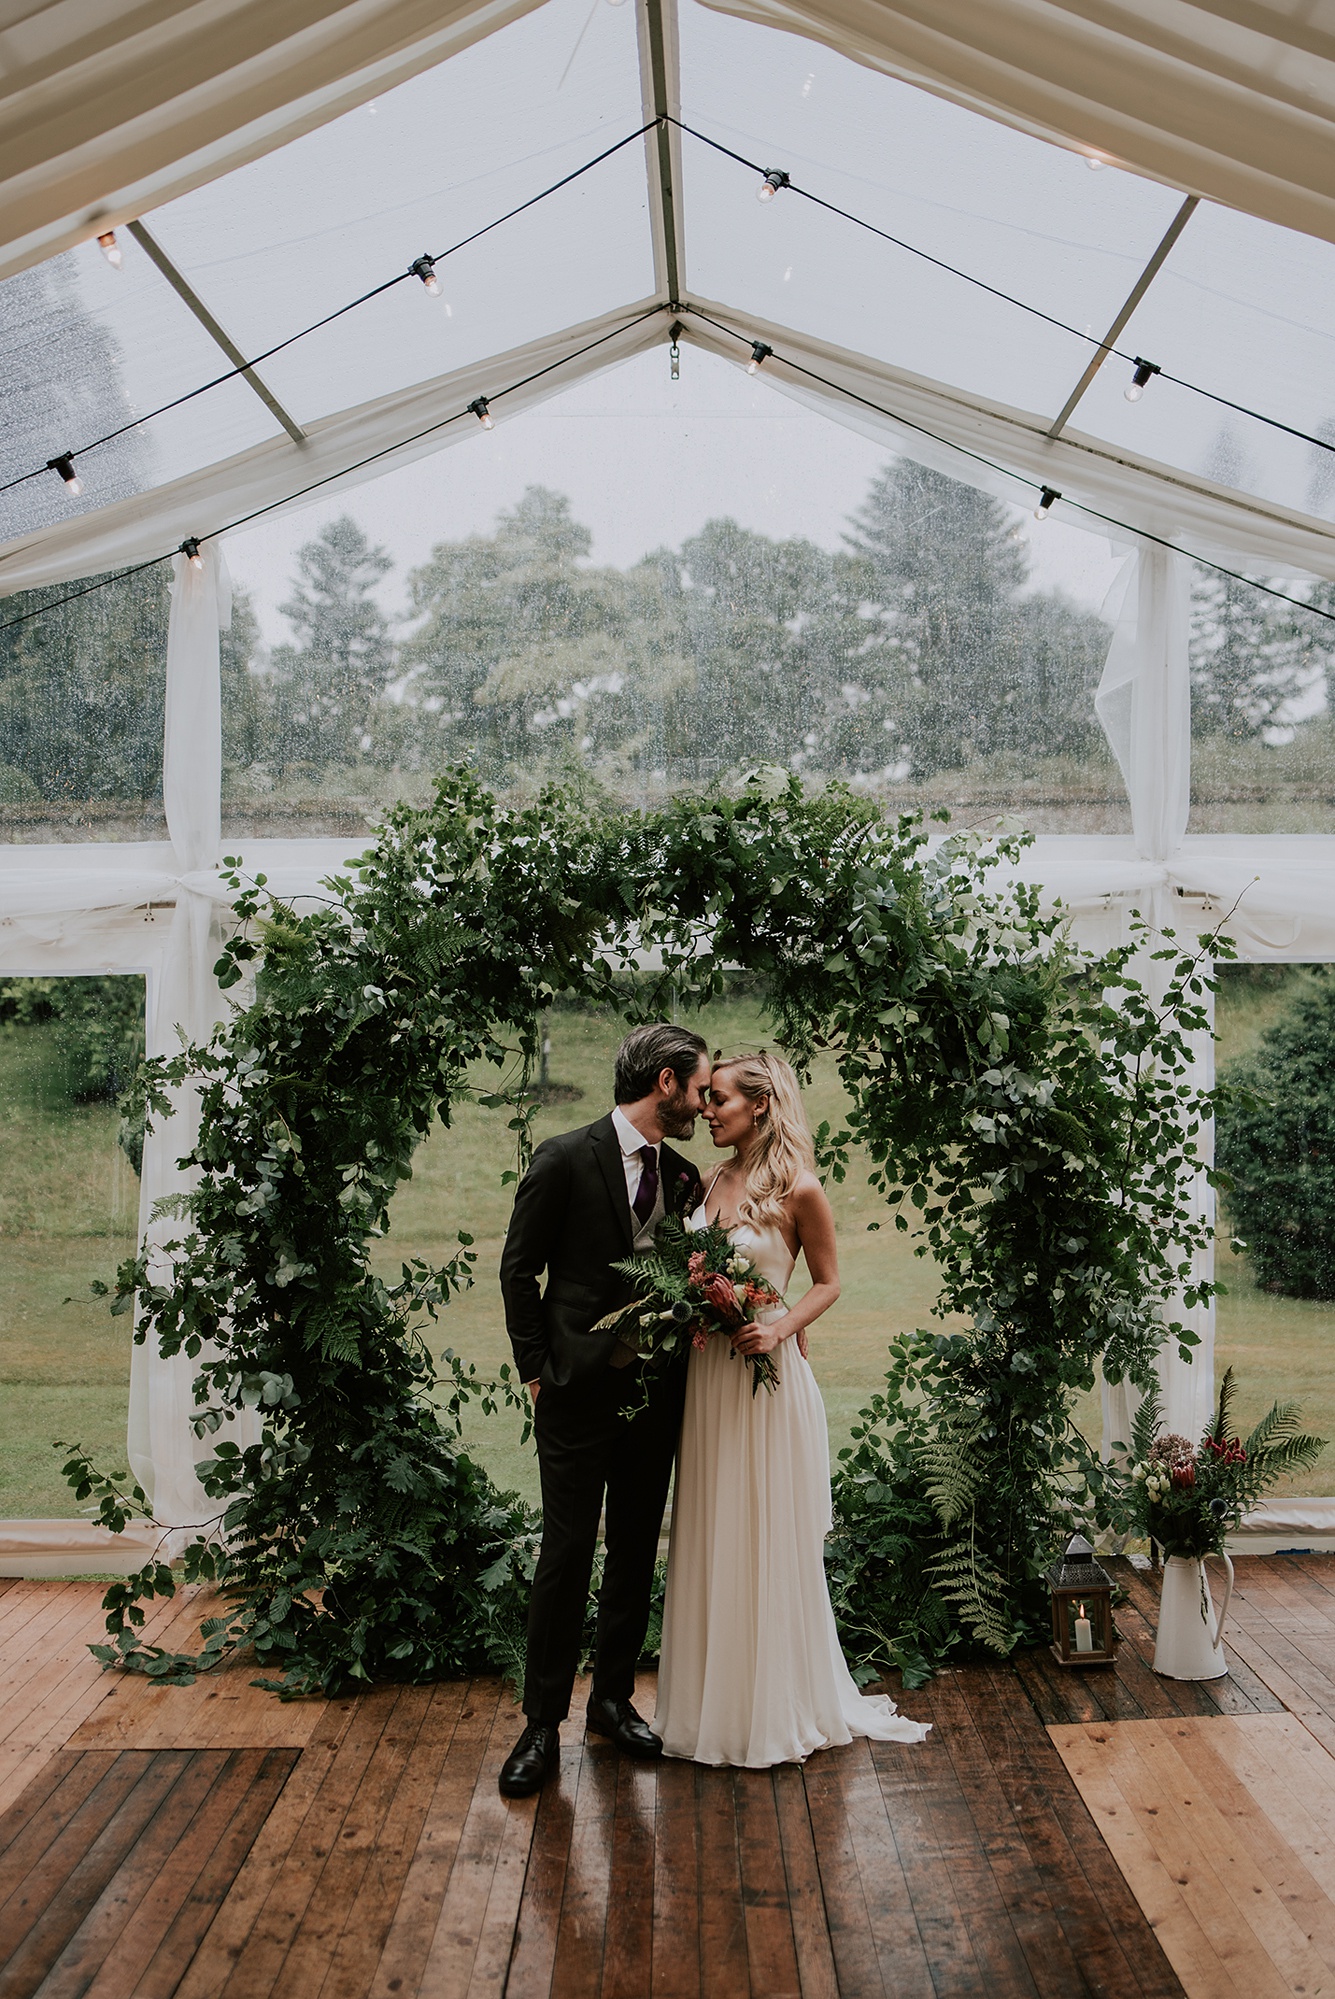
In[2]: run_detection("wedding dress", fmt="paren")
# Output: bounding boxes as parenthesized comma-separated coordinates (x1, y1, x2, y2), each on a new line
(654, 1193, 931, 1767)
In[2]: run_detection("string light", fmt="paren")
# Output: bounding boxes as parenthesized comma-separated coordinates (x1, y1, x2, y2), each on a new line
(48, 454, 81, 495)
(97, 231, 122, 268)
(668, 320, 683, 381)
(409, 254, 441, 296)
(757, 169, 790, 203)
(1125, 357, 1161, 403)
(1034, 486, 1060, 520)
(1085, 154, 1108, 171)
(746, 340, 772, 375)
(468, 396, 494, 430)
(179, 537, 205, 570)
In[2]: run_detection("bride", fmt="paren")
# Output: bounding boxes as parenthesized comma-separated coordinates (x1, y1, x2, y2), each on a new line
(654, 1050, 930, 1767)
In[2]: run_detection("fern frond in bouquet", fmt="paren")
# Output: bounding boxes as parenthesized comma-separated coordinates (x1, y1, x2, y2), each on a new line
(592, 1213, 787, 1396)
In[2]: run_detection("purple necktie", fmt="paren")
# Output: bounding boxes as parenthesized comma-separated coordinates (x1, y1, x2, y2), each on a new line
(632, 1145, 659, 1227)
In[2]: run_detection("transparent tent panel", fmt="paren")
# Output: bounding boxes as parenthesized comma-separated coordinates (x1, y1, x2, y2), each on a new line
(218, 345, 1130, 840)
(678, 0, 1335, 517)
(677, 0, 1191, 413)
(0, 975, 142, 1516)
(137, 0, 652, 426)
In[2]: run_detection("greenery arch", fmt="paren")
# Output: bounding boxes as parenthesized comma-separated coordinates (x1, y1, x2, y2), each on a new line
(68, 768, 1220, 1693)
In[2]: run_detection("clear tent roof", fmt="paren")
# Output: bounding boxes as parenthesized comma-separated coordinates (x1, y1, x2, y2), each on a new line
(2, 0, 1333, 549)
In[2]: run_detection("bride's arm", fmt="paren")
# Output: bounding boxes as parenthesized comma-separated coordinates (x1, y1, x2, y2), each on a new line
(730, 1174, 839, 1360)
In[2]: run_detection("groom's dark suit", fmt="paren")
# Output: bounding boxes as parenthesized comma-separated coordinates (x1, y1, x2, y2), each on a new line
(500, 1114, 702, 1725)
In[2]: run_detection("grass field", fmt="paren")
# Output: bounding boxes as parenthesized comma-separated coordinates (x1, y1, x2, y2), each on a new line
(2, 963, 1331, 1516)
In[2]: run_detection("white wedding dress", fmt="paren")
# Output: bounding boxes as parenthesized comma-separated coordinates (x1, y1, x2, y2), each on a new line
(654, 1195, 931, 1767)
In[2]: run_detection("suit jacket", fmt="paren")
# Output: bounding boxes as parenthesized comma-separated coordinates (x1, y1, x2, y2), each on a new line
(499, 1114, 704, 1389)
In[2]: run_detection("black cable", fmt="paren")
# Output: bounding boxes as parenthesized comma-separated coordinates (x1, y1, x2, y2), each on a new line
(683, 304, 1335, 626)
(0, 307, 663, 635)
(0, 120, 659, 503)
(670, 117, 1335, 463)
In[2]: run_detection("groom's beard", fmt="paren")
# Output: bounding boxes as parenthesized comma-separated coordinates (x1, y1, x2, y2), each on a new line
(656, 1088, 697, 1141)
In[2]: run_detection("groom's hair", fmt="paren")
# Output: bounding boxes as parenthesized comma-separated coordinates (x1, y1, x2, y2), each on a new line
(614, 1023, 708, 1104)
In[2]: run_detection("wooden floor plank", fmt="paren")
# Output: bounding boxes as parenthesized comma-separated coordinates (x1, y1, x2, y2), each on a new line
(548, 1736, 618, 1999)
(413, 1690, 538, 1999)
(0, 1752, 158, 1961)
(735, 1771, 802, 1999)
(694, 1766, 749, 1997)
(0, 1751, 195, 1999)
(115, 1748, 299, 1999)
(771, 1765, 839, 1999)
(210, 1683, 406, 1999)
(597, 1756, 657, 1999)
(1122, 1719, 1330, 1997)
(314, 1683, 470, 1999)
(23, 1748, 241, 1999)
(801, 1744, 891, 1999)
(1049, 1724, 1250, 1998)
(365, 1681, 504, 1999)
(649, 1756, 700, 1999)
(973, 1667, 1180, 1999)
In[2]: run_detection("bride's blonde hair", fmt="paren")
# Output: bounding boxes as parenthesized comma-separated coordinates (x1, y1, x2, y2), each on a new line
(713, 1050, 814, 1232)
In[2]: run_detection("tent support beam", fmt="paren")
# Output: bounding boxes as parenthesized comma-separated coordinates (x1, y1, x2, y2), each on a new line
(637, 0, 685, 307)
(1047, 194, 1198, 439)
(127, 221, 307, 446)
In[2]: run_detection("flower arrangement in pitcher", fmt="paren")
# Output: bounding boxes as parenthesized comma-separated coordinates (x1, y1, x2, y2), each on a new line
(593, 1214, 786, 1395)
(1114, 1367, 1324, 1559)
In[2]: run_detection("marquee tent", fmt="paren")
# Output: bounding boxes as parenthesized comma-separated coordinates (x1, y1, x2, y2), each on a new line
(3, 0, 1335, 1566)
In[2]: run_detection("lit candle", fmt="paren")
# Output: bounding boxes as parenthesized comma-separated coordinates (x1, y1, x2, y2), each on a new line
(1074, 1602, 1094, 1654)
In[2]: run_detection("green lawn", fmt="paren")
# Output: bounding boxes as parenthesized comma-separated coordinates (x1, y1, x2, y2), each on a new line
(3, 966, 1332, 1516)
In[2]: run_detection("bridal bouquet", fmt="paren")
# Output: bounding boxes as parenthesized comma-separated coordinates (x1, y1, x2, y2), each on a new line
(593, 1215, 786, 1395)
(1114, 1367, 1324, 1559)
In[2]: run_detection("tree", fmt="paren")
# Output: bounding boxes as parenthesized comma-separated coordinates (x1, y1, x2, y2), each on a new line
(403, 488, 687, 782)
(1217, 973, 1335, 1298)
(268, 517, 395, 771)
(0, 253, 151, 546)
(838, 461, 1104, 776)
(1189, 566, 1323, 740)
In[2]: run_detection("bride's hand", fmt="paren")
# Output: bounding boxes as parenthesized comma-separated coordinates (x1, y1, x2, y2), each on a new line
(731, 1315, 799, 1357)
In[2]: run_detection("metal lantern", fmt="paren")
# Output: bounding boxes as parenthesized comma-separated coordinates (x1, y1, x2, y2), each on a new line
(1048, 1534, 1117, 1667)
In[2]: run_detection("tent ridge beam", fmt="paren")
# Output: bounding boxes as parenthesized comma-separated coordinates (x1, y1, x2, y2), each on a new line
(1047, 194, 1198, 440)
(637, 0, 684, 310)
(127, 220, 307, 447)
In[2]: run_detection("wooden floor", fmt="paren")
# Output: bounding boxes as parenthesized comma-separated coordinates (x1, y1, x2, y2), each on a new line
(2, 1558, 1335, 1997)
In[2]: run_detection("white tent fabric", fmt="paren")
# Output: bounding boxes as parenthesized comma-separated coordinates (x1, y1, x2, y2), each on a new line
(695, 0, 1335, 245)
(4, 299, 1335, 599)
(0, 0, 544, 284)
(0, 304, 663, 591)
(4, 0, 1335, 294)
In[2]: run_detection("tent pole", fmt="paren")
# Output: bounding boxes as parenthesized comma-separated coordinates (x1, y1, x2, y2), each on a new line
(1047, 195, 1198, 440)
(127, 220, 307, 446)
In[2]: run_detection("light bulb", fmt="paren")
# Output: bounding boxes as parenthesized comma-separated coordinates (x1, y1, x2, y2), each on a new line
(180, 537, 205, 570)
(757, 169, 789, 203)
(97, 230, 122, 268)
(468, 396, 494, 430)
(746, 340, 772, 375)
(1085, 154, 1106, 171)
(410, 254, 441, 296)
(669, 341, 680, 381)
(48, 454, 81, 495)
(1125, 357, 1159, 403)
(1034, 486, 1060, 521)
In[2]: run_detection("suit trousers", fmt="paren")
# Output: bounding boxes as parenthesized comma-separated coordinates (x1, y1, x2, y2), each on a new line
(523, 1358, 687, 1725)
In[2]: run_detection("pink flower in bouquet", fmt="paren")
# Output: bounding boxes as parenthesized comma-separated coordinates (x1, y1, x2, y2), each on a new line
(687, 1250, 707, 1282)
(1170, 1459, 1197, 1490)
(697, 1270, 744, 1324)
(743, 1280, 778, 1308)
(691, 1324, 709, 1351)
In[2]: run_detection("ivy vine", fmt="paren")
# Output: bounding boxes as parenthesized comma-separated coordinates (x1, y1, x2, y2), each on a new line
(67, 767, 1225, 1692)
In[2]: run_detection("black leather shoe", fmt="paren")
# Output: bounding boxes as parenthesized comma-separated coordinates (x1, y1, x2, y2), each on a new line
(498, 1721, 560, 1798)
(585, 1696, 663, 1759)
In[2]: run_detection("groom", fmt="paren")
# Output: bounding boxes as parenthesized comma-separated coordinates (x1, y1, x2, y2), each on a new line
(496, 1023, 710, 1798)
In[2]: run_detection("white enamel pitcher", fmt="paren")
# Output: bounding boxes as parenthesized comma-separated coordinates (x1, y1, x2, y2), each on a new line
(1153, 1552, 1235, 1680)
